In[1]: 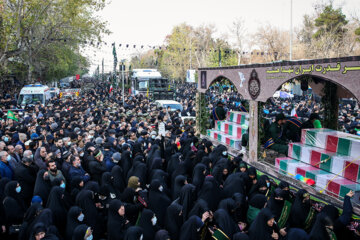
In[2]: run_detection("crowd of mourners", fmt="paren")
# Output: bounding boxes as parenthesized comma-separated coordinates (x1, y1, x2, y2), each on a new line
(0, 82, 359, 240)
(207, 84, 360, 136)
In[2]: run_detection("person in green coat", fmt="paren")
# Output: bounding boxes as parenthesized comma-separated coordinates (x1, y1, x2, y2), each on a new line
(264, 113, 288, 156)
(212, 101, 226, 121)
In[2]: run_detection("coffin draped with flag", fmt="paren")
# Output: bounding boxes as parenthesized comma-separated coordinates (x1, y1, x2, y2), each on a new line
(275, 128, 360, 198)
(207, 111, 249, 150)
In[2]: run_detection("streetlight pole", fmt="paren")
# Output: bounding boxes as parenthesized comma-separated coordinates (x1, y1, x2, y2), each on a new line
(290, 0, 293, 61)
(121, 61, 125, 106)
(189, 35, 192, 70)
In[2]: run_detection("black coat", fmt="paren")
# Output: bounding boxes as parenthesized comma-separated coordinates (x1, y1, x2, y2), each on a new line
(107, 200, 128, 240)
(46, 186, 67, 234)
(66, 206, 83, 240)
(165, 203, 183, 240)
(148, 179, 171, 227)
(14, 162, 38, 204)
(88, 159, 107, 184)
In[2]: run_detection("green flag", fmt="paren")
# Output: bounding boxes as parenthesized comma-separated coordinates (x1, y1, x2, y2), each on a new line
(7, 110, 18, 121)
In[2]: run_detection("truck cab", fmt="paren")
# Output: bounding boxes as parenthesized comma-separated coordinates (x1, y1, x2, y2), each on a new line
(17, 84, 52, 106)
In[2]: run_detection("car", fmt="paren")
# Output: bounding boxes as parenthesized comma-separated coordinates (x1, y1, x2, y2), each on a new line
(154, 100, 183, 112)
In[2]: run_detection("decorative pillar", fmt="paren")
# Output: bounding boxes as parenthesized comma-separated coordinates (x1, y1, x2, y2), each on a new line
(195, 92, 201, 136)
(249, 100, 258, 162)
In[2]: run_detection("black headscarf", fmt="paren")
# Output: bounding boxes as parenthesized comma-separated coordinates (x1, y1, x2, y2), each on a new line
(288, 189, 311, 229)
(233, 232, 250, 240)
(165, 202, 183, 240)
(101, 172, 118, 199)
(33, 169, 51, 205)
(148, 179, 171, 227)
(75, 190, 98, 230)
(278, 180, 291, 200)
(124, 226, 143, 240)
(223, 172, 245, 197)
(128, 161, 147, 189)
(66, 206, 83, 240)
(287, 228, 309, 240)
(188, 198, 209, 218)
(3, 181, 26, 224)
(248, 208, 274, 240)
(233, 192, 248, 223)
(167, 153, 182, 177)
(192, 163, 206, 190)
(214, 208, 240, 238)
(107, 199, 127, 240)
(172, 175, 187, 200)
(198, 176, 222, 211)
(309, 212, 334, 240)
(179, 215, 204, 240)
(209, 144, 227, 166)
(46, 186, 67, 233)
(218, 198, 236, 216)
(171, 162, 187, 185)
(19, 203, 44, 240)
(71, 224, 89, 240)
(121, 150, 133, 176)
(178, 183, 196, 221)
(266, 188, 286, 221)
(249, 194, 267, 209)
(137, 209, 157, 240)
(154, 229, 171, 240)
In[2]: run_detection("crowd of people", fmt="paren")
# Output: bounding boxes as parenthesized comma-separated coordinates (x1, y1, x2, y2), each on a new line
(0, 82, 359, 240)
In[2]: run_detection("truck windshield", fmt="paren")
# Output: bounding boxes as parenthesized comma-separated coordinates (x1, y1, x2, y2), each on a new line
(137, 81, 148, 91)
(17, 94, 43, 105)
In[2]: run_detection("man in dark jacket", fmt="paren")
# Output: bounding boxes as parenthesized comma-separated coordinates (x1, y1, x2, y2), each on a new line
(212, 101, 226, 121)
(68, 155, 90, 183)
(88, 148, 107, 184)
(264, 113, 288, 155)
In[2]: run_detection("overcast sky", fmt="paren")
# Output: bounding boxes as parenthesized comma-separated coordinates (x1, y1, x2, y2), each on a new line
(87, 0, 360, 73)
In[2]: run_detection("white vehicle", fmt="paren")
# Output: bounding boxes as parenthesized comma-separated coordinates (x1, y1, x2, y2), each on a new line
(131, 69, 162, 95)
(17, 84, 52, 106)
(49, 87, 60, 98)
(155, 100, 183, 112)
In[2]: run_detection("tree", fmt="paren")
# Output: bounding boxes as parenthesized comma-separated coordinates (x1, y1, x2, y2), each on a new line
(356, 27, 360, 41)
(207, 39, 237, 67)
(253, 25, 289, 62)
(297, 3, 360, 59)
(229, 18, 247, 65)
(313, 4, 348, 40)
(0, 0, 109, 83)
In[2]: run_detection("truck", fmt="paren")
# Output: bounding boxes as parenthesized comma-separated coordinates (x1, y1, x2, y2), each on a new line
(17, 84, 52, 106)
(130, 69, 174, 100)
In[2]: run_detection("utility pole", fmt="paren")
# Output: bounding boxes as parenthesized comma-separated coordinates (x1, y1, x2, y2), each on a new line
(219, 49, 222, 67)
(121, 61, 125, 105)
(290, 0, 293, 61)
(112, 42, 118, 86)
(189, 35, 192, 70)
(102, 58, 104, 82)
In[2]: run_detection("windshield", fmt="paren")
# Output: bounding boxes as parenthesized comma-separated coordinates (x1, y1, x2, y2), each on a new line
(137, 81, 148, 91)
(18, 94, 44, 105)
(164, 104, 183, 111)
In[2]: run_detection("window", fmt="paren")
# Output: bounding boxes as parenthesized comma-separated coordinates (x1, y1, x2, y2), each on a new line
(137, 81, 148, 91)
(18, 94, 44, 105)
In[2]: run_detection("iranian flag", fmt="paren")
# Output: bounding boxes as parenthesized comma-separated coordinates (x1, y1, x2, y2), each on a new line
(109, 85, 113, 94)
(291, 108, 298, 117)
